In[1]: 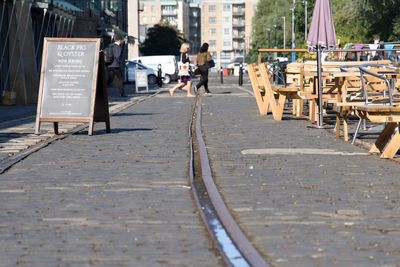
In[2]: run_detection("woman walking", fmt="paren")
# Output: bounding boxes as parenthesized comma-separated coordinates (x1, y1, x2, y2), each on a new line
(195, 43, 213, 94)
(169, 43, 194, 97)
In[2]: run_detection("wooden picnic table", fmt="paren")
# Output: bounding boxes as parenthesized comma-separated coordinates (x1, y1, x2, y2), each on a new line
(354, 105, 400, 158)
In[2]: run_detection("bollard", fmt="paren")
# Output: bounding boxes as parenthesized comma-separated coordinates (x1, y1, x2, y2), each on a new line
(220, 67, 223, 84)
(238, 64, 243, 86)
(157, 64, 162, 87)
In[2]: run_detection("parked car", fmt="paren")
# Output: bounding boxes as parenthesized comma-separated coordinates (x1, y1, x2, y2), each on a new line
(124, 61, 158, 85)
(130, 55, 178, 84)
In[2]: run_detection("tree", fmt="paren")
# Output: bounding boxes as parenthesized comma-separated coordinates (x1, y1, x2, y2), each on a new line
(140, 21, 188, 56)
(249, 0, 400, 63)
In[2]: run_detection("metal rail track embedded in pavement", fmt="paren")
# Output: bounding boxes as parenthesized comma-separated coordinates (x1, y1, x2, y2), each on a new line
(189, 96, 270, 267)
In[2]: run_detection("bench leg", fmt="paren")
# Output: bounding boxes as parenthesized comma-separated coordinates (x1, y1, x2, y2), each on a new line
(369, 123, 399, 158)
(272, 94, 286, 121)
(380, 129, 400, 158)
(309, 99, 317, 122)
(343, 112, 349, 142)
(293, 99, 303, 117)
(292, 99, 297, 115)
(298, 100, 304, 117)
(335, 112, 341, 139)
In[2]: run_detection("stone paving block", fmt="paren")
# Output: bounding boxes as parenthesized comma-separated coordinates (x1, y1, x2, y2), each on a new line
(0, 97, 221, 267)
(201, 80, 400, 266)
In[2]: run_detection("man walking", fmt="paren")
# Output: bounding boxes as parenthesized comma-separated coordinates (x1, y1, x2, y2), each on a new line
(108, 34, 126, 97)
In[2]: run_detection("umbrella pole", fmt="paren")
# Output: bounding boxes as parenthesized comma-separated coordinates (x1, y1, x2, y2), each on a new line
(317, 45, 323, 127)
(308, 45, 334, 129)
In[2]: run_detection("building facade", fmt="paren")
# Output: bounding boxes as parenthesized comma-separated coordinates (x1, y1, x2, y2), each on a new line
(139, 0, 201, 53)
(0, 0, 128, 105)
(201, 0, 257, 67)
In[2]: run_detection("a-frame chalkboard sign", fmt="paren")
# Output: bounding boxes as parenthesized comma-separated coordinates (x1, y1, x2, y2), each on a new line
(35, 38, 110, 136)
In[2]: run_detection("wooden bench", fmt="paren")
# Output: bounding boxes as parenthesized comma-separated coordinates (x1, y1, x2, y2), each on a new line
(248, 62, 316, 121)
(286, 62, 315, 117)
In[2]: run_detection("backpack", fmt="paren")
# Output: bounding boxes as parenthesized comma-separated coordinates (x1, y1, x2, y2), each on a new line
(103, 44, 114, 65)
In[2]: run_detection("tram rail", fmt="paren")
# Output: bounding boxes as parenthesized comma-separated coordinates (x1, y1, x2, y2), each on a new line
(189, 95, 270, 267)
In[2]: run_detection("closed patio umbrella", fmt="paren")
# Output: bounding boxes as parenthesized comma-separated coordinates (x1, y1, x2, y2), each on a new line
(307, 0, 337, 127)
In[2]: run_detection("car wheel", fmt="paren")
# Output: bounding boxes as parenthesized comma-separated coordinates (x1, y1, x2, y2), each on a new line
(163, 74, 171, 84)
(147, 74, 157, 85)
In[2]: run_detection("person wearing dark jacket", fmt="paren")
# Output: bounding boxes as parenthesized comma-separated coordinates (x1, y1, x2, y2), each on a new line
(108, 34, 125, 97)
(195, 43, 212, 94)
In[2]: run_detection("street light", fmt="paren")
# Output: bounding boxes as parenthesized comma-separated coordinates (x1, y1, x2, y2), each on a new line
(267, 28, 271, 48)
(291, 1, 308, 46)
(273, 24, 277, 48)
(291, 0, 296, 61)
(303, 0, 308, 41)
(281, 16, 286, 49)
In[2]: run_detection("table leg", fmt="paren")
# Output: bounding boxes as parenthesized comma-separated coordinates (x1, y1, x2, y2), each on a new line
(370, 122, 398, 155)
(335, 112, 341, 139)
(380, 124, 400, 158)
(343, 111, 349, 142)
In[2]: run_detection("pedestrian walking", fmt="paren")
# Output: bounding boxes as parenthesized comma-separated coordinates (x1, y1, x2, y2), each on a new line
(169, 43, 194, 97)
(107, 34, 126, 97)
(195, 43, 213, 95)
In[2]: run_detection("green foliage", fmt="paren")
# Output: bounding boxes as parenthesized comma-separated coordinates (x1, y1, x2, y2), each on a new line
(140, 21, 188, 56)
(249, 0, 400, 63)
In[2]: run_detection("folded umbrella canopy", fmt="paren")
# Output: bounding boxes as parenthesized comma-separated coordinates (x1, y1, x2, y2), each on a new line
(307, 0, 337, 127)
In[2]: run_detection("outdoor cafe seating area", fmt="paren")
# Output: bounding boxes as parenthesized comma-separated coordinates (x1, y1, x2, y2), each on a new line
(248, 50, 400, 159)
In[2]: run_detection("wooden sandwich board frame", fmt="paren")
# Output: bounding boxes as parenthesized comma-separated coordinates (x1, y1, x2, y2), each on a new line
(35, 38, 110, 136)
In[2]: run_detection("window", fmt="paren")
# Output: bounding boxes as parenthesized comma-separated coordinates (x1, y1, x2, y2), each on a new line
(223, 41, 231, 46)
(209, 40, 216, 46)
(224, 17, 230, 23)
(151, 16, 156, 23)
(224, 28, 230, 35)
(151, 5, 155, 12)
(142, 17, 147, 24)
(208, 17, 216, 24)
(208, 5, 216, 12)
(209, 28, 216, 35)
(223, 4, 231, 11)
(221, 52, 230, 60)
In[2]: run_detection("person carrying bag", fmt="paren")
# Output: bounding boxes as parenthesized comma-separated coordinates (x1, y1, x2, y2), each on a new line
(194, 43, 213, 94)
(168, 43, 194, 97)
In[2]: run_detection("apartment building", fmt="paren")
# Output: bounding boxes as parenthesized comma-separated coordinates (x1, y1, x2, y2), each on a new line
(139, 0, 201, 52)
(139, 1, 189, 40)
(188, 2, 201, 53)
(201, 0, 257, 67)
(138, 0, 257, 62)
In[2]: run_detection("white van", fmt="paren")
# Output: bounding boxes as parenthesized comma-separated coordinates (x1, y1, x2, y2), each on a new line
(131, 55, 178, 84)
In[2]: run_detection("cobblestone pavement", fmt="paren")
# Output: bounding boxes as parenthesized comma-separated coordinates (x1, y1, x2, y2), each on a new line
(1, 74, 400, 267)
(202, 77, 400, 266)
(0, 90, 222, 266)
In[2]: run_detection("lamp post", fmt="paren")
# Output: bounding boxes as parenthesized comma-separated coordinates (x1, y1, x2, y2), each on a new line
(291, 0, 295, 61)
(273, 24, 277, 48)
(303, 0, 307, 41)
(281, 16, 286, 49)
(267, 28, 271, 48)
